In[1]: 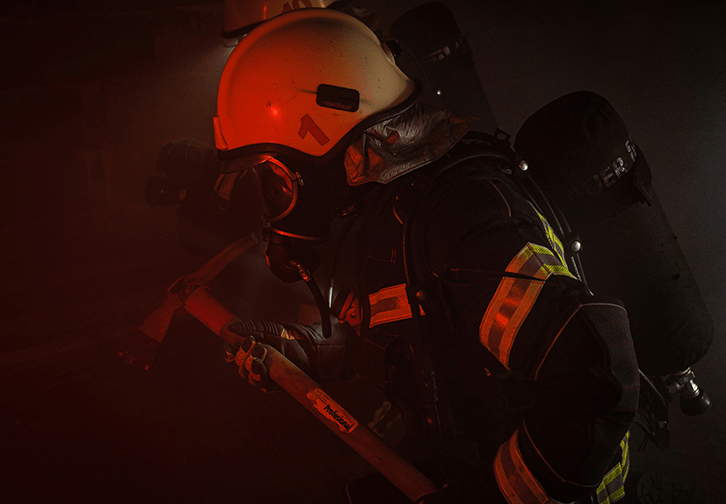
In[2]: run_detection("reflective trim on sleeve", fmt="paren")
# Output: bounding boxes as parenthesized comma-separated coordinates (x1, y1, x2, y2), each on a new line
(479, 243, 575, 369)
(494, 430, 564, 504)
(595, 432, 630, 504)
(531, 206, 567, 266)
(368, 283, 424, 328)
(621, 431, 631, 482)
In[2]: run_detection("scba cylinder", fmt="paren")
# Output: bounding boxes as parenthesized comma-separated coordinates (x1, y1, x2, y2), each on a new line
(575, 183, 713, 376)
(514, 91, 713, 378)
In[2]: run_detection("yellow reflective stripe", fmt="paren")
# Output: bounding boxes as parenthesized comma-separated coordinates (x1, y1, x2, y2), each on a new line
(595, 432, 630, 504)
(620, 431, 630, 482)
(600, 466, 622, 486)
(479, 243, 574, 368)
(597, 486, 625, 504)
(532, 207, 567, 266)
(368, 283, 424, 328)
(515, 243, 572, 279)
(494, 430, 560, 504)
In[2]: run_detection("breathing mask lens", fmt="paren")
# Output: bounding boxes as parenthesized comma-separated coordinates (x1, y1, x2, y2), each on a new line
(249, 158, 300, 221)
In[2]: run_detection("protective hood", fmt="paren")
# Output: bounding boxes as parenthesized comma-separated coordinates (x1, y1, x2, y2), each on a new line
(344, 102, 478, 186)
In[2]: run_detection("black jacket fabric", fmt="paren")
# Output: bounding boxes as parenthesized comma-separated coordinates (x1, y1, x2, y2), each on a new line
(347, 153, 639, 503)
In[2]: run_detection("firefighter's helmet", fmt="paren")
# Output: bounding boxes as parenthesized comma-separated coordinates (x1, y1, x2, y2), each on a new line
(214, 8, 417, 167)
(222, 0, 338, 38)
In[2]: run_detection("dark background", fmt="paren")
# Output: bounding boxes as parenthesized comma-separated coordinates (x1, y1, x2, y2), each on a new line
(1, 1, 724, 502)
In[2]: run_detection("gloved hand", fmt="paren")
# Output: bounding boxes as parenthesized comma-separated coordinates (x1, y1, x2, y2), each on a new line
(224, 318, 355, 391)
(225, 335, 279, 393)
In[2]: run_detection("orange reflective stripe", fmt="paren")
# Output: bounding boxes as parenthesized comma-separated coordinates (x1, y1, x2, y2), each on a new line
(479, 243, 574, 369)
(368, 284, 423, 328)
(494, 430, 558, 504)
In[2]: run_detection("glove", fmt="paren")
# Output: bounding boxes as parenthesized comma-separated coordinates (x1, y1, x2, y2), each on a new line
(224, 318, 355, 391)
(225, 335, 279, 393)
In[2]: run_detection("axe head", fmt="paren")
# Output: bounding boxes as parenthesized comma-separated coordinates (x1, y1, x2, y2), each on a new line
(117, 293, 181, 370)
(118, 329, 164, 370)
(119, 234, 259, 370)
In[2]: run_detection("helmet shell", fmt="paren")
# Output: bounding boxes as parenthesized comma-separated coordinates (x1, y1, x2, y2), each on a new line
(214, 9, 416, 163)
(222, 0, 336, 38)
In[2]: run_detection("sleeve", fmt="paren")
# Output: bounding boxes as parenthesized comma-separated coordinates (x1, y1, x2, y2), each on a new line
(425, 178, 640, 503)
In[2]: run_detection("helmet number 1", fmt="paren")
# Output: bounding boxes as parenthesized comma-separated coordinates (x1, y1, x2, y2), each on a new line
(298, 114, 330, 146)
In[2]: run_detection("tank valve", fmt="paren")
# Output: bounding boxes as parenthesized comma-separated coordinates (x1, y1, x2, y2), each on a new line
(662, 368, 712, 416)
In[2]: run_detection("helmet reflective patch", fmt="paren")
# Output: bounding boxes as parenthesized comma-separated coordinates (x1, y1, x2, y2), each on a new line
(298, 114, 330, 146)
(316, 84, 360, 112)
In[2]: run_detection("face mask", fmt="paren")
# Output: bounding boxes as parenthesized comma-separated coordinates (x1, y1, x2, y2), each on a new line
(248, 158, 301, 222)
(231, 154, 354, 343)
(250, 157, 340, 282)
(263, 229, 323, 283)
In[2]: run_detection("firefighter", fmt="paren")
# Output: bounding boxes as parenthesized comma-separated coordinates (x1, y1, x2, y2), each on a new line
(214, 9, 639, 503)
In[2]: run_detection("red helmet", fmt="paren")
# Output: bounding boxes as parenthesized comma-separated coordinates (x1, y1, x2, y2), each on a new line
(213, 9, 417, 168)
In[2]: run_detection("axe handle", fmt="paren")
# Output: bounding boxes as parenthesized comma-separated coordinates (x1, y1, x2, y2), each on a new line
(184, 233, 259, 287)
(184, 286, 439, 502)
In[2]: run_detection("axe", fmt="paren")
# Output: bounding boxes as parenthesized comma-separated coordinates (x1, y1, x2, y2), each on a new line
(117, 233, 259, 370)
(118, 234, 439, 502)
(183, 286, 438, 502)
